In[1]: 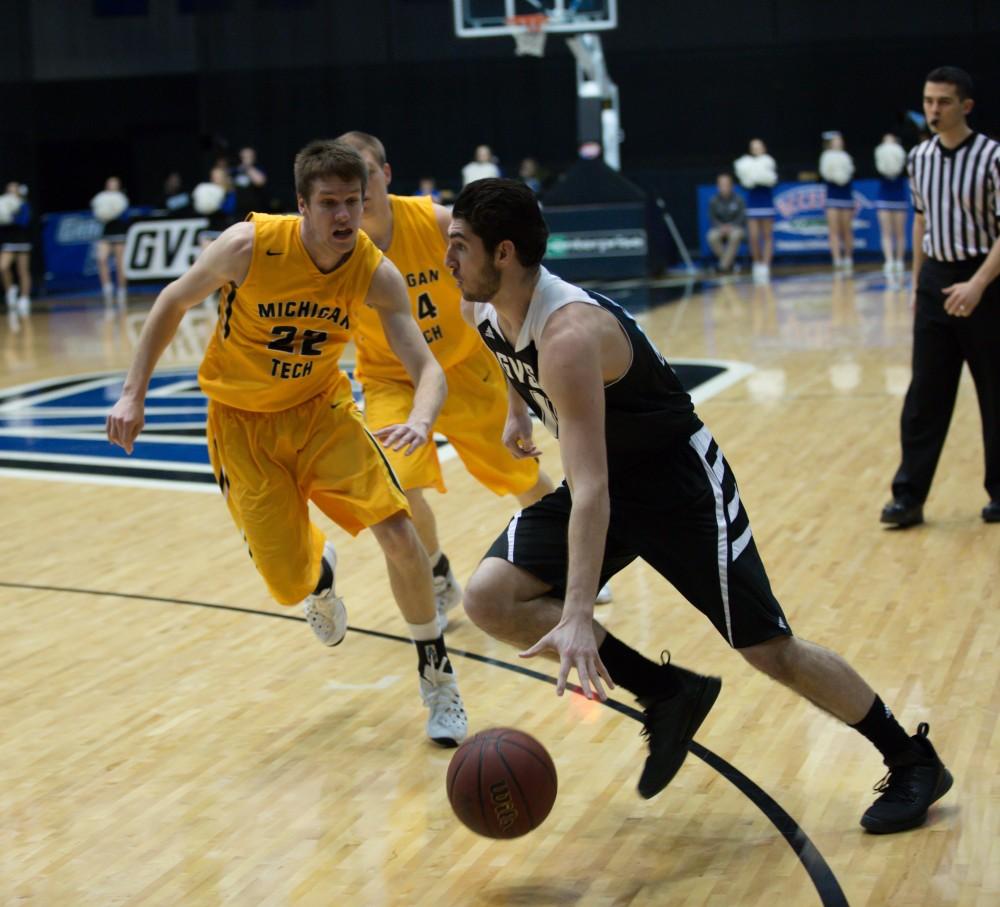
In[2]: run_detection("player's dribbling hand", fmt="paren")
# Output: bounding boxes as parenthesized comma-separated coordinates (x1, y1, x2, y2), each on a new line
(519, 615, 614, 702)
(106, 396, 145, 455)
(502, 412, 541, 459)
(374, 420, 430, 456)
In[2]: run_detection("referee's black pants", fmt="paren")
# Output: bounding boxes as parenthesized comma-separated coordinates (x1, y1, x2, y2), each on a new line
(892, 256, 1000, 505)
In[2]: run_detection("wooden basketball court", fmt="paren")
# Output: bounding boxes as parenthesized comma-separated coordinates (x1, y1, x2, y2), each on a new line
(1, 269, 996, 906)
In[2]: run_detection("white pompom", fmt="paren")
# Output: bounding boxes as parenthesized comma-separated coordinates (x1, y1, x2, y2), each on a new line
(91, 190, 129, 223)
(735, 154, 778, 188)
(874, 142, 906, 179)
(192, 182, 225, 215)
(734, 154, 757, 188)
(754, 154, 778, 187)
(819, 149, 855, 186)
(0, 193, 21, 225)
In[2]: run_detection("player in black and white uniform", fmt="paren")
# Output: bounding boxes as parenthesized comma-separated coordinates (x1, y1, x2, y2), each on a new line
(446, 178, 952, 834)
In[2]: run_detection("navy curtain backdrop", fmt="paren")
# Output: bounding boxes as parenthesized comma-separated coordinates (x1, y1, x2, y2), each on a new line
(1, 0, 998, 246)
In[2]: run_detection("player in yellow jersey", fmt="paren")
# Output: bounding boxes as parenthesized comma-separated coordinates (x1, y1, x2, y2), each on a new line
(338, 132, 615, 627)
(106, 140, 467, 746)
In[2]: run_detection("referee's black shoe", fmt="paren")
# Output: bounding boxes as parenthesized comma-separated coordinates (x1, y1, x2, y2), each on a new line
(860, 723, 953, 834)
(983, 500, 1000, 523)
(880, 499, 924, 528)
(636, 664, 722, 799)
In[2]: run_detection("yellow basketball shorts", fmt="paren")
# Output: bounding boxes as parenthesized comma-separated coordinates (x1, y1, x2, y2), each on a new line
(206, 389, 410, 605)
(361, 344, 540, 497)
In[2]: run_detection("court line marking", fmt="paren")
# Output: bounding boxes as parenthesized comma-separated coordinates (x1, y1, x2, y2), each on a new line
(0, 579, 848, 907)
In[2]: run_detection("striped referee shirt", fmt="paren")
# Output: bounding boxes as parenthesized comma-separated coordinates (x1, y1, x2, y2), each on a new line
(908, 132, 1000, 262)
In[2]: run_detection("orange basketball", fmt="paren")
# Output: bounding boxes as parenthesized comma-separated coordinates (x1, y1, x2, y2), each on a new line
(446, 727, 557, 838)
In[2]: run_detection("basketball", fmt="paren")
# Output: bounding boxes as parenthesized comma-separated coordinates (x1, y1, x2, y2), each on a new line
(446, 728, 558, 838)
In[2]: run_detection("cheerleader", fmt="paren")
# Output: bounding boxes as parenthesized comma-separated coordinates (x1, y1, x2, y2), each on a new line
(734, 138, 778, 282)
(193, 165, 237, 249)
(819, 133, 855, 272)
(192, 166, 236, 311)
(91, 177, 131, 311)
(0, 181, 32, 320)
(874, 133, 908, 277)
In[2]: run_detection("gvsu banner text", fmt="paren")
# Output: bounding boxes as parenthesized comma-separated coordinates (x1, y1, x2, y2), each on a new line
(123, 218, 208, 280)
(41, 207, 168, 295)
(696, 180, 913, 259)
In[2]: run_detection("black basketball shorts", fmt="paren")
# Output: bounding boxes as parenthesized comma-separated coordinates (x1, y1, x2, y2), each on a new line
(484, 427, 792, 649)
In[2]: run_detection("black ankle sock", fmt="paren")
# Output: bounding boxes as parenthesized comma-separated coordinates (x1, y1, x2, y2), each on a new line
(416, 635, 453, 675)
(851, 695, 914, 761)
(598, 632, 681, 699)
(432, 553, 450, 579)
(312, 557, 333, 595)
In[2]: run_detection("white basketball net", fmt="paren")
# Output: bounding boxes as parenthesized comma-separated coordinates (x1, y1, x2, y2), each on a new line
(511, 16, 548, 57)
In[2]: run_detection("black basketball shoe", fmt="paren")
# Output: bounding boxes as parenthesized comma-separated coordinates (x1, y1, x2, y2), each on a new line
(860, 722, 953, 834)
(636, 662, 722, 799)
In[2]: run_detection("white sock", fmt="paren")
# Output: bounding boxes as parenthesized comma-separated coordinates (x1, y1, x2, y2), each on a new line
(17, 296, 29, 314)
(407, 618, 441, 642)
(5, 286, 16, 306)
(102, 283, 114, 304)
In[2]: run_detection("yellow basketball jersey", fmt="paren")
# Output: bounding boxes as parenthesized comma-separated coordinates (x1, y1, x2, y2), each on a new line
(353, 195, 480, 383)
(198, 213, 383, 412)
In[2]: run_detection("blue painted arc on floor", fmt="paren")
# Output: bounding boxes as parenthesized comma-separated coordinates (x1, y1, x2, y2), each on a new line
(0, 363, 728, 488)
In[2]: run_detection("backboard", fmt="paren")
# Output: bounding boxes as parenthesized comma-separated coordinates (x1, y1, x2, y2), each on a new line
(454, 0, 617, 38)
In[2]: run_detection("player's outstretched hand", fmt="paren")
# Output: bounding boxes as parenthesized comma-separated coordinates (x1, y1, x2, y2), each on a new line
(520, 615, 614, 702)
(374, 420, 430, 456)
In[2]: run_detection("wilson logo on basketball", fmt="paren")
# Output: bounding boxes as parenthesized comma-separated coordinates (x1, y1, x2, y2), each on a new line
(490, 780, 519, 832)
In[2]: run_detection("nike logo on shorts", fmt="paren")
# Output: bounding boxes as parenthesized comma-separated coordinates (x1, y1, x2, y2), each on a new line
(266, 250, 284, 256)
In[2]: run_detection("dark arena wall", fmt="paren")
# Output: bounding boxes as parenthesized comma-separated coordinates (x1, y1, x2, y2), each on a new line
(1, 0, 997, 244)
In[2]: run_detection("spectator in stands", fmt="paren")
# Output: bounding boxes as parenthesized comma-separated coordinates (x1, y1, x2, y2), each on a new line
(232, 146, 268, 218)
(519, 157, 543, 194)
(0, 181, 33, 323)
(161, 172, 191, 215)
(874, 133, 909, 280)
(820, 132, 856, 272)
(91, 176, 130, 312)
(734, 138, 778, 283)
(706, 173, 746, 275)
(417, 177, 441, 203)
(462, 145, 500, 186)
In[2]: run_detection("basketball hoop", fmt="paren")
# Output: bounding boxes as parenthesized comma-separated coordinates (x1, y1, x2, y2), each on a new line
(508, 14, 548, 57)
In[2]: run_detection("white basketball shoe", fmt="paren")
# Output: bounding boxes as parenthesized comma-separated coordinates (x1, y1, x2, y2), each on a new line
(420, 654, 468, 747)
(302, 542, 348, 647)
(596, 582, 614, 604)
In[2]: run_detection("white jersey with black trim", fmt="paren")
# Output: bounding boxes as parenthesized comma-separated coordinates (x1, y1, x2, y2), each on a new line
(473, 267, 701, 456)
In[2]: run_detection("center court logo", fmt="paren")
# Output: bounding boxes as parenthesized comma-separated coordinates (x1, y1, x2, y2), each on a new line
(0, 360, 749, 491)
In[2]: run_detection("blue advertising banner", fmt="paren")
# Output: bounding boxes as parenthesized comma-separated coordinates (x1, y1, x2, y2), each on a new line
(696, 180, 914, 260)
(41, 211, 104, 296)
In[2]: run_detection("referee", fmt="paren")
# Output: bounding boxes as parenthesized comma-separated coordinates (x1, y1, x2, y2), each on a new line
(881, 66, 1000, 527)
